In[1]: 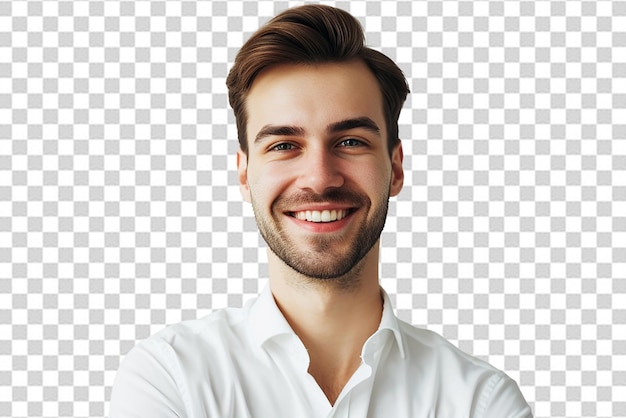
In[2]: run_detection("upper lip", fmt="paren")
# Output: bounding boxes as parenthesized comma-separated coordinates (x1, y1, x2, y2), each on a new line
(285, 204, 357, 213)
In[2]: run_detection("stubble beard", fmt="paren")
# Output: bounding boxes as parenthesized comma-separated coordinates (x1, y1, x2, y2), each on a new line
(251, 187, 390, 285)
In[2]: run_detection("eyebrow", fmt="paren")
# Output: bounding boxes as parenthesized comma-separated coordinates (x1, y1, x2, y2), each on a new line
(254, 125, 306, 143)
(327, 117, 381, 136)
(254, 117, 381, 144)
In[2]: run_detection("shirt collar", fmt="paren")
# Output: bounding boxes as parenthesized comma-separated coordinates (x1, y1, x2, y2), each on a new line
(378, 288, 406, 358)
(247, 284, 406, 358)
(247, 284, 295, 347)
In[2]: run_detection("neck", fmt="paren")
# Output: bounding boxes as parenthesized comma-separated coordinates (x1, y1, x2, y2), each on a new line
(268, 246, 383, 404)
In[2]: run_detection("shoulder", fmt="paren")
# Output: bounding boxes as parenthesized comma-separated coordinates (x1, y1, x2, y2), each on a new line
(127, 305, 251, 373)
(151, 306, 246, 347)
(115, 305, 248, 365)
(109, 307, 249, 417)
(398, 319, 496, 371)
(396, 321, 533, 418)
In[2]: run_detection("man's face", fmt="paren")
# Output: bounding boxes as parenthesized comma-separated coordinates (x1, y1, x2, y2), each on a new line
(238, 61, 404, 280)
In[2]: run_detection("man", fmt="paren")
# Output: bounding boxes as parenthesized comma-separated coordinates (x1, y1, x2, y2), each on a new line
(110, 5, 533, 417)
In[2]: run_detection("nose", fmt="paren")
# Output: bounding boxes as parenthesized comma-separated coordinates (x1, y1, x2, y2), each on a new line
(295, 147, 345, 194)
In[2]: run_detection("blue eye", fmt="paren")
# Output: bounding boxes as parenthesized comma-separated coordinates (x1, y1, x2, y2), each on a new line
(339, 138, 364, 147)
(270, 143, 295, 151)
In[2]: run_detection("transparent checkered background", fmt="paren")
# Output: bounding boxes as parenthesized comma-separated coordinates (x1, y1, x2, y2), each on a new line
(1, 0, 625, 417)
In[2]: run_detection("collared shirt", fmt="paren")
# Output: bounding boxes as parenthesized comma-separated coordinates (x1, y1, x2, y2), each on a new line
(109, 286, 533, 418)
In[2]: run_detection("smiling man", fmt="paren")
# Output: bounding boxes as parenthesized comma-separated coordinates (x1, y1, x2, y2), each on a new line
(240, 60, 401, 285)
(109, 5, 533, 417)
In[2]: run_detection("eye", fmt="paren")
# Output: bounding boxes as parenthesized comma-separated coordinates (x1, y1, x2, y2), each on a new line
(338, 138, 365, 147)
(270, 143, 296, 152)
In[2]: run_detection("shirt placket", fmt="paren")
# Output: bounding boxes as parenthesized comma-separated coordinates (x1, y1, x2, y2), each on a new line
(326, 332, 387, 418)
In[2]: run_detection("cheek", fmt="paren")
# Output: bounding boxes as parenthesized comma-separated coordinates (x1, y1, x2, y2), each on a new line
(355, 162, 392, 193)
(247, 163, 288, 202)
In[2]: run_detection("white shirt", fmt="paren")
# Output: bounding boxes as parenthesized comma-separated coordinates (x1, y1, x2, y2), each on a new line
(109, 286, 533, 418)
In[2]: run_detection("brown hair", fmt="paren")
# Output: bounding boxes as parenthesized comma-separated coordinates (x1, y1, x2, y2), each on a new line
(226, 4, 410, 155)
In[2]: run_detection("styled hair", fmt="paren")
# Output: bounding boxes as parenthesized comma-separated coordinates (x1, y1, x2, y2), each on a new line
(226, 4, 410, 155)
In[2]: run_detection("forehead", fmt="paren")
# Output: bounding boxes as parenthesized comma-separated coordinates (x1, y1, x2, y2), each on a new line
(245, 61, 386, 143)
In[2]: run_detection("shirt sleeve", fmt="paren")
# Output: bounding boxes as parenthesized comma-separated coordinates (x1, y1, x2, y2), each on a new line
(108, 339, 187, 418)
(474, 372, 534, 418)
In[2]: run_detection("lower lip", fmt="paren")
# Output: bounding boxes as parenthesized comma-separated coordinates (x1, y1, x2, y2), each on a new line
(286, 211, 356, 233)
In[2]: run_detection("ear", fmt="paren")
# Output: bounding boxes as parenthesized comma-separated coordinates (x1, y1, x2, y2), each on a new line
(389, 142, 404, 197)
(237, 149, 251, 203)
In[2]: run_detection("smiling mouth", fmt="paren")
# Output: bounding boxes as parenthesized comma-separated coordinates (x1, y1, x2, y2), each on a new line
(288, 209, 355, 223)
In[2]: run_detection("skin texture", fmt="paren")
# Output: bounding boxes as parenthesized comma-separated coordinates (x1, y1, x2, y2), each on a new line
(237, 60, 404, 404)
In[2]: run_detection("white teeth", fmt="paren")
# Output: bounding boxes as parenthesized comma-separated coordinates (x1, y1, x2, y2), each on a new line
(293, 209, 349, 222)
